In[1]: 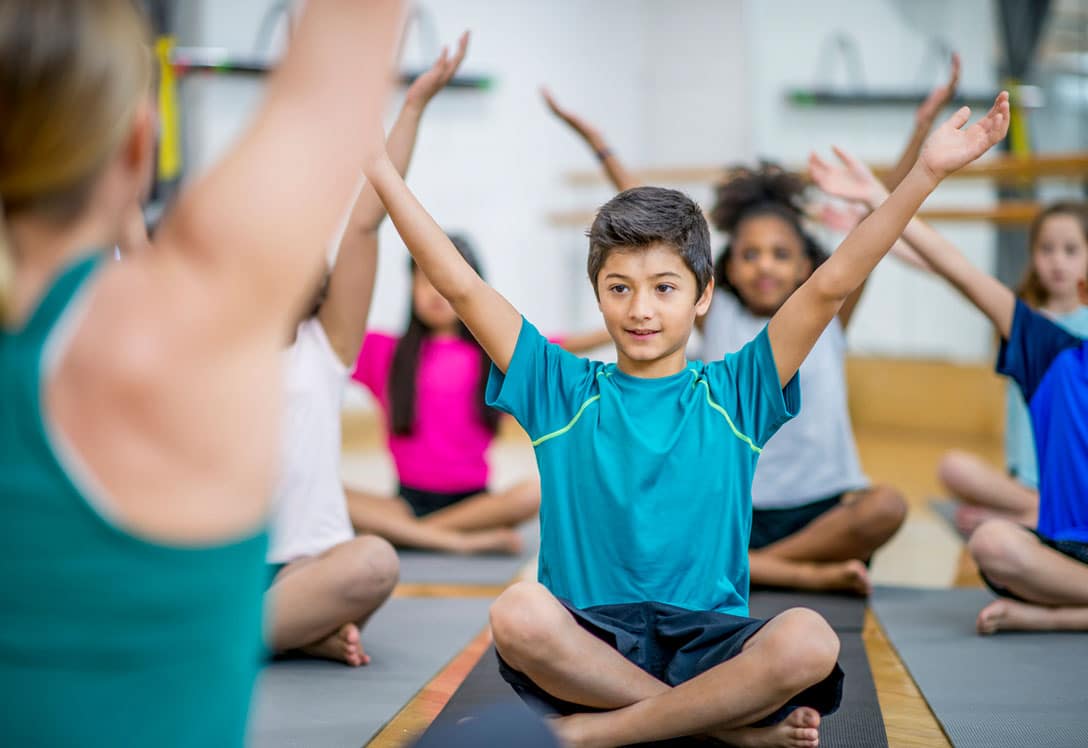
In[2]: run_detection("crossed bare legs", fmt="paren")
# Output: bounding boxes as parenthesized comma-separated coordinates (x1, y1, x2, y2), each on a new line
(749, 486, 907, 596)
(345, 479, 539, 555)
(937, 450, 1037, 536)
(490, 582, 839, 748)
(267, 535, 399, 666)
(967, 519, 1088, 634)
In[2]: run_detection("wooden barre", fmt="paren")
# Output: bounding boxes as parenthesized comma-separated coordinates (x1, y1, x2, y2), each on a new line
(548, 201, 1043, 228)
(564, 152, 1088, 187)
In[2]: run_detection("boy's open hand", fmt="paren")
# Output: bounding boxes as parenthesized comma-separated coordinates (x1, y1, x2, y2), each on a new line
(919, 91, 1010, 182)
(405, 30, 470, 108)
(916, 52, 961, 126)
(809, 146, 888, 207)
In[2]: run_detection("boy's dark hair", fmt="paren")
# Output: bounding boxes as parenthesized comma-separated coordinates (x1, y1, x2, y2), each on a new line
(388, 233, 501, 436)
(587, 186, 712, 299)
(710, 162, 828, 298)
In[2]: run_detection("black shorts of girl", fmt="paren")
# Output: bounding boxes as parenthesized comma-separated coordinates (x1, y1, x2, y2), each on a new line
(982, 526, 1088, 602)
(749, 494, 843, 550)
(398, 484, 486, 518)
(497, 598, 843, 724)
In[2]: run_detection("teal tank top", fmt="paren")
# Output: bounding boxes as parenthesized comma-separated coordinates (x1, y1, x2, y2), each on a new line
(0, 253, 269, 746)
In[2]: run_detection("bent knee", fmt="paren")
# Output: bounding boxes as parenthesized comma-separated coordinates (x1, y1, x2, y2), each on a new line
(489, 582, 563, 661)
(861, 485, 908, 531)
(937, 450, 980, 493)
(968, 520, 1027, 580)
(763, 608, 840, 689)
(342, 535, 400, 598)
(511, 480, 541, 517)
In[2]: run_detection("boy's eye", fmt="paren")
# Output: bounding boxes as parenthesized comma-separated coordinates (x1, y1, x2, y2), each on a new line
(656, 284, 675, 294)
(610, 284, 628, 294)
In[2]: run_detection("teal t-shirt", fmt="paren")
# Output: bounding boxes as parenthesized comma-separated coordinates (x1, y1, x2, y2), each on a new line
(487, 318, 800, 616)
(1005, 306, 1088, 488)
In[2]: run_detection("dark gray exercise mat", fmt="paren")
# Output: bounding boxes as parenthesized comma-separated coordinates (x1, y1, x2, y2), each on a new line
(748, 589, 867, 632)
(421, 635, 886, 748)
(872, 586, 1088, 748)
(249, 596, 492, 748)
(396, 520, 540, 585)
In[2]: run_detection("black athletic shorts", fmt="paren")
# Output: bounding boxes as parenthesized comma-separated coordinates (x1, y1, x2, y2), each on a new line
(496, 598, 843, 726)
(749, 494, 844, 550)
(398, 484, 486, 518)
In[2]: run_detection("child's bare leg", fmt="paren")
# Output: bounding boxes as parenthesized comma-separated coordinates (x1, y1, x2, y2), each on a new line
(760, 486, 907, 562)
(551, 609, 838, 748)
(490, 582, 834, 748)
(345, 487, 520, 554)
(267, 535, 399, 665)
(969, 519, 1088, 633)
(749, 553, 871, 596)
(937, 450, 1038, 532)
(748, 486, 904, 594)
(422, 479, 540, 532)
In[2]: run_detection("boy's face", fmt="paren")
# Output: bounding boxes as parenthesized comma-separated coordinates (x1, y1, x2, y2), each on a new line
(596, 242, 712, 377)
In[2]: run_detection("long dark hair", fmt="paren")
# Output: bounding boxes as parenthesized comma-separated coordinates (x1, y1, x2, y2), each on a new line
(709, 162, 828, 302)
(388, 234, 501, 435)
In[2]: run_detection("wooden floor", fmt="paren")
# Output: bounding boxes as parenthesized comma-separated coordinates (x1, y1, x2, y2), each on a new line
(342, 412, 1002, 748)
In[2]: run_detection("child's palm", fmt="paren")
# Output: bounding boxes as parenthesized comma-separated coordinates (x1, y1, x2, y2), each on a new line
(920, 92, 1010, 180)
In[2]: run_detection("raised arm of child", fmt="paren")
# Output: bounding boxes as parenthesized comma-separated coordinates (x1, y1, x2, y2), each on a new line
(810, 142, 1015, 338)
(154, 0, 403, 347)
(363, 154, 523, 373)
(541, 87, 641, 192)
(767, 92, 1010, 387)
(320, 32, 470, 365)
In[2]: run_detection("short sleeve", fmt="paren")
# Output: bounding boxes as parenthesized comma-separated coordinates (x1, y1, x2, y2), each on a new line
(707, 325, 801, 448)
(351, 331, 398, 397)
(486, 317, 595, 441)
(997, 300, 1082, 403)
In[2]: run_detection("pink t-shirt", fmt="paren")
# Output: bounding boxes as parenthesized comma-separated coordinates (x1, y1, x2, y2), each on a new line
(353, 332, 494, 492)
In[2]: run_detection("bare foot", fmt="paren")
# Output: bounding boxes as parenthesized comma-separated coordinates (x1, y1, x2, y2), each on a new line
(800, 560, 871, 596)
(458, 528, 523, 556)
(977, 598, 1058, 635)
(715, 707, 821, 748)
(300, 623, 369, 666)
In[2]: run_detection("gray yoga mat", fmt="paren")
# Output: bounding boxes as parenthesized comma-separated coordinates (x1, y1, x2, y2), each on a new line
(421, 633, 886, 748)
(930, 498, 963, 535)
(249, 596, 491, 748)
(748, 589, 867, 632)
(396, 520, 540, 585)
(872, 586, 1088, 748)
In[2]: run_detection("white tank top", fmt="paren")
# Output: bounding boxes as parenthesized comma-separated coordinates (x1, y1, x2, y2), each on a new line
(268, 318, 354, 563)
(701, 289, 868, 509)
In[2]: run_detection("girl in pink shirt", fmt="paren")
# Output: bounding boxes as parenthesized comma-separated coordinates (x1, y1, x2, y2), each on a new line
(347, 236, 609, 554)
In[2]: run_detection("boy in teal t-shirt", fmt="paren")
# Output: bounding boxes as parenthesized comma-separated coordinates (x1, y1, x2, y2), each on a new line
(363, 90, 1009, 746)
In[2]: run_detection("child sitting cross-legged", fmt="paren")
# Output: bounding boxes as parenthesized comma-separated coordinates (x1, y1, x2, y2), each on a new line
(363, 87, 1009, 746)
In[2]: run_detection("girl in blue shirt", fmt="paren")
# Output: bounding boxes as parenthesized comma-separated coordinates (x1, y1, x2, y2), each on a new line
(813, 151, 1088, 634)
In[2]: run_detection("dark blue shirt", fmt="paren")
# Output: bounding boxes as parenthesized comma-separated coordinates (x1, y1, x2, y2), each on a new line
(997, 300, 1088, 542)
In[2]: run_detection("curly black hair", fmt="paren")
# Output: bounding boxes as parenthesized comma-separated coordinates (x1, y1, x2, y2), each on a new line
(710, 161, 828, 299)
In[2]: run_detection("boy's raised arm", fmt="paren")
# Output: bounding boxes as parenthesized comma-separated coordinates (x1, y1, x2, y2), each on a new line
(364, 152, 523, 371)
(767, 92, 1010, 387)
(320, 32, 470, 365)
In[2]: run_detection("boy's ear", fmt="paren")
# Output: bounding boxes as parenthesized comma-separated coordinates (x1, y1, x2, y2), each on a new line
(695, 276, 715, 316)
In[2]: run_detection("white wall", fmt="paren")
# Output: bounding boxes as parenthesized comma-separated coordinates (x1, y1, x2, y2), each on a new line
(744, 0, 1002, 360)
(176, 0, 1003, 365)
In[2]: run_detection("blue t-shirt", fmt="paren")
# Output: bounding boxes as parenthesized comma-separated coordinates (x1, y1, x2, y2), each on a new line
(487, 318, 800, 615)
(1004, 306, 1088, 488)
(997, 300, 1088, 543)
